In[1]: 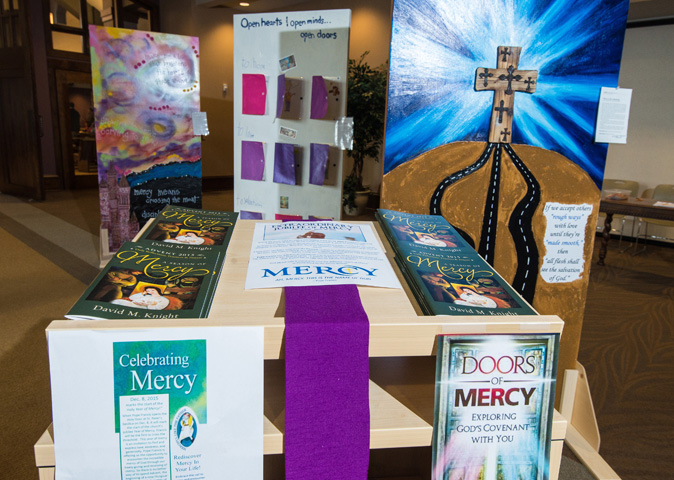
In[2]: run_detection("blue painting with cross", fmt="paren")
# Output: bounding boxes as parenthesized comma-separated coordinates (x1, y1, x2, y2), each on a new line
(384, 0, 630, 187)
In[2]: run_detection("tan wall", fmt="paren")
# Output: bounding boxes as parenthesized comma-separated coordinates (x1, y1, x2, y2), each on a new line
(161, 0, 393, 182)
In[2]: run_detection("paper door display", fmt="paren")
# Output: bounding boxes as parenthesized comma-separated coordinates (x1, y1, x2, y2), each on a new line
(309, 143, 330, 185)
(273, 143, 300, 185)
(277, 76, 304, 120)
(233, 9, 351, 221)
(310, 76, 342, 120)
(241, 141, 266, 181)
(242, 74, 267, 115)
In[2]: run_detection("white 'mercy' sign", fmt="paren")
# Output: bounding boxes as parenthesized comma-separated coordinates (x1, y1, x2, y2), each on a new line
(245, 221, 401, 289)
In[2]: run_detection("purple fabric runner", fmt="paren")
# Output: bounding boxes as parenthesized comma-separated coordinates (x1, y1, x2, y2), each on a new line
(310, 75, 329, 119)
(309, 143, 330, 185)
(284, 284, 370, 480)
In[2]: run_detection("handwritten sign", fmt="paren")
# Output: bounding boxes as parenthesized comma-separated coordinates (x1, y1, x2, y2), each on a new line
(541, 203, 592, 283)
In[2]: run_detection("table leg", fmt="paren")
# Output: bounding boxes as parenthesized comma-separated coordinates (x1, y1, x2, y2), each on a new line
(597, 213, 613, 266)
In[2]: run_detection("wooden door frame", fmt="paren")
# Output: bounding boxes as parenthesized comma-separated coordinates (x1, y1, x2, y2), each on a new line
(54, 68, 95, 189)
(0, 0, 44, 199)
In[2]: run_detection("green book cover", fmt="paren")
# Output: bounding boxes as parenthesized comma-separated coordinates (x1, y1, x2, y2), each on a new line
(402, 247, 536, 316)
(378, 209, 536, 316)
(432, 334, 558, 480)
(138, 205, 238, 249)
(66, 242, 222, 320)
(377, 208, 475, 255)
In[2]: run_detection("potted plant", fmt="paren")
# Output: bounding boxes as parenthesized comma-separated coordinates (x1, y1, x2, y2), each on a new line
(342, 52, 388, 216)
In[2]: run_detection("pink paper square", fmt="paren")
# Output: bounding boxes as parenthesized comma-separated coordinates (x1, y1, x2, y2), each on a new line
(242, 74, 267, 115)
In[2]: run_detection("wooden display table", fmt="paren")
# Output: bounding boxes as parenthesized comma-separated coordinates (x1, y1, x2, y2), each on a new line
(35, 220, 569, 479)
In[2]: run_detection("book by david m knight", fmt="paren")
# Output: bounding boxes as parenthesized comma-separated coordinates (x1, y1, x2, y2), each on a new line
(376, 209, 536, 316)
(433, 334, 558, 480)
(66, 242, 221, 320)
(138, 205, 238, 248)
(404, 249, 537, 316)
(376, 208, 475, 255)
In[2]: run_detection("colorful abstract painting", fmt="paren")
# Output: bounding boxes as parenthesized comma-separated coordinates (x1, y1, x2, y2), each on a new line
(89, 26, 202, 251)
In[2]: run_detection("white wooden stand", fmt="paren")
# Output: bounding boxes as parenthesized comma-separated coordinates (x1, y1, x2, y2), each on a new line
(560, 363, 622, 479)
(35, 220, 592, 479)
(98, 227, 114, 268)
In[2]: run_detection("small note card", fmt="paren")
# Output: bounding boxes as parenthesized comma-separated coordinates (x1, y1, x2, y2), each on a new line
(192, 112, 209, 136)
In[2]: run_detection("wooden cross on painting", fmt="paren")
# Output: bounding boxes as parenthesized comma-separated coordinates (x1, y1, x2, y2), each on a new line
(475, 46, 538, 143)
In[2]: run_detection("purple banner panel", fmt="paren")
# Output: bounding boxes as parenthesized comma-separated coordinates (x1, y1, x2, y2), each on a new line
(241, 141, 265, 181)
(284, 284, 370, 480)
(309, 143, 330, 185)
(310, 75, 328, 119)
(276, 74, 285, 118)
(273, 142, 296, 185)
(240, 211, 263, 220)
(242, 73, 267, 115)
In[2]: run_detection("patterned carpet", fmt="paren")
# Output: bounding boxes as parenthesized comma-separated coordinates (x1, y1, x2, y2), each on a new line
(580, 237, 674, 480)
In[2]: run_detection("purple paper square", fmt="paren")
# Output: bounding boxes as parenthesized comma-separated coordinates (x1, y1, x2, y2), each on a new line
(273, 142, 297, 185)
(309, 143, 330, 185)
(240, 211, 263, 220)
(241, 141, 265, 181)
(276, 74, 285, 118)
(310, 75, 328, 119)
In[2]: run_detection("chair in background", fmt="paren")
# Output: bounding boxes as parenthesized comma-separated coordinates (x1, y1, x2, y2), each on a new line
(599, 179, 640, 250)
(633, 184, 674, 254)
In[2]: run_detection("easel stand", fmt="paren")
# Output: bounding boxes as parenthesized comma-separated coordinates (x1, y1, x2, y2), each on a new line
(34, 220, 618, 479)
(560, 364, 622, 479)
(98, 227, 114, 269)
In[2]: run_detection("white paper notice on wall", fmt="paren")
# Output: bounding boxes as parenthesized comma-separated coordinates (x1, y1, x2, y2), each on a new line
(541, 203, 593, 283)
(595, 87, 632, 143)
(192, 112, 209, 136)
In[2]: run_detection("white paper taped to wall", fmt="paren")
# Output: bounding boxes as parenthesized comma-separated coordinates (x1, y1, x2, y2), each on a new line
(192, 112, 210, 136)
(541, 203, 593, 283)
(595, 87, 632, 144)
